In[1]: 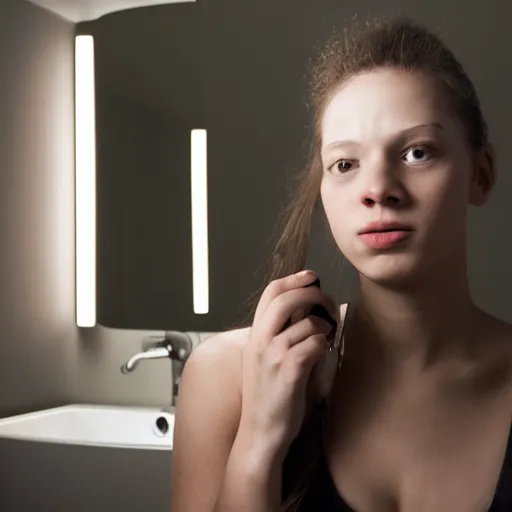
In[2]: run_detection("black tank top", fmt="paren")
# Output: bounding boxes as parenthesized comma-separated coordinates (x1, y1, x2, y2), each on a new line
(282, 403, 512, 511)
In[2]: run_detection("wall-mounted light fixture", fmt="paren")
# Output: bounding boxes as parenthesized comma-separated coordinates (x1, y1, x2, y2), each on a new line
(75, 35, 96, 328)
(190, 129, 209, 315)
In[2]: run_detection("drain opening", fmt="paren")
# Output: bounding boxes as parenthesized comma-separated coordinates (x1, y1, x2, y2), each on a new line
(155, 416, 169, 435)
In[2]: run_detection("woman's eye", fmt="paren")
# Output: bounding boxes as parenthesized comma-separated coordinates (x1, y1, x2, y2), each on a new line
(403, 146, 432, 164)
(333, 160, 355, 173)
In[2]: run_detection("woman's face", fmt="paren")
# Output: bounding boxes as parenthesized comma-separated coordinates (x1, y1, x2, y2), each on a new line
(320, 68, 483, 287)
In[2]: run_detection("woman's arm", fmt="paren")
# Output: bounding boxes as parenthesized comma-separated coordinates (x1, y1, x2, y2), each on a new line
(170, 329, 284, 512)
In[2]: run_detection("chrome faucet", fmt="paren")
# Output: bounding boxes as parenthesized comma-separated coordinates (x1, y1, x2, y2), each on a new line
(121, 346, 172, 373)
(121, 331, 194, 406)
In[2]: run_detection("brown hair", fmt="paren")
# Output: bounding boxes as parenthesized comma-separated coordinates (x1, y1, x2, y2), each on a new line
(230, 13, 489, 511)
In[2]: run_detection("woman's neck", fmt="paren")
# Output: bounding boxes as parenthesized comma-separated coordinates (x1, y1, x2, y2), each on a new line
(348, 255, 485, 375)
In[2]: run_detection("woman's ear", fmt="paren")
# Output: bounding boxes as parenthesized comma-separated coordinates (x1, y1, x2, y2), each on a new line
(469, 143, 497, 206)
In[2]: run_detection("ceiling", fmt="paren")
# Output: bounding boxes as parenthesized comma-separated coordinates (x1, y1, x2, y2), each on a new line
(25, 0, 194, 22)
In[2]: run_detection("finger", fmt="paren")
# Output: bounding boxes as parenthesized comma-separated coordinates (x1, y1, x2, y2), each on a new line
(273, 314, 334, 350)
(309, 305, 337, 346)
(261, 285, 339, 341)
(284, 334, 329, 381)
(253, 270, 317, 326)
(289, 306, 307, 326)
(280, 277, 321, 331)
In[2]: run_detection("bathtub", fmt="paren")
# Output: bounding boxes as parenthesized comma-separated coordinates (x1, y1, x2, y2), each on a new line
(0, 404, 175, 512)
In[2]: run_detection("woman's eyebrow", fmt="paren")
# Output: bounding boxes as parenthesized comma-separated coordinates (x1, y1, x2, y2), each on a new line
(322, 123, 444, 155)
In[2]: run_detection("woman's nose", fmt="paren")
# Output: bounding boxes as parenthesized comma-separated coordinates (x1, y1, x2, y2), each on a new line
(360, 165, 406, 207)
(362, 191, 403, 207)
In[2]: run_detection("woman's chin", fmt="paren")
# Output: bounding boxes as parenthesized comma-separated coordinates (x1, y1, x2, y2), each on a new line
(355, 253, 430, 289)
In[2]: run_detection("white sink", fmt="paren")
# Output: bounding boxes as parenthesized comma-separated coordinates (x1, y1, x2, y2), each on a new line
(0, 404, 175, 449)
(0, 404, 175, 512)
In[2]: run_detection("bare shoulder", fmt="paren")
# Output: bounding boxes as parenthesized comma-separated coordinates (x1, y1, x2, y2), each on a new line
(197, 326, 251, 353)
(191, 327, 251, 373)
(185, 326, 251, 396)
(477, 309, 512, 393)
(170, 326, 252, 512)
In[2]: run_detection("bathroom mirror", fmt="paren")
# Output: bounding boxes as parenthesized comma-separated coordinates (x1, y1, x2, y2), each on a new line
(76, 0, 358, 333)
(77, 3, 214, 332)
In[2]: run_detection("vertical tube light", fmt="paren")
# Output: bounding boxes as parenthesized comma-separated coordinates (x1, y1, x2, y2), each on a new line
(75, 35, 96, 327)
(190, 129, 209, 314)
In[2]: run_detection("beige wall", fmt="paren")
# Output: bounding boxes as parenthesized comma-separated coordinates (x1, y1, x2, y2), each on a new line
(0, 0, 77, 417)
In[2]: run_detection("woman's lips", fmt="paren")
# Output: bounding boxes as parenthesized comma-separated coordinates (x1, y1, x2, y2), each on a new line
(359, 230, 412, 249)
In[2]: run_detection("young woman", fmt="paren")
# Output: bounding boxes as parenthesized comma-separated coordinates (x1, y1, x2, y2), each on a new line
(170, 15, 512, 512)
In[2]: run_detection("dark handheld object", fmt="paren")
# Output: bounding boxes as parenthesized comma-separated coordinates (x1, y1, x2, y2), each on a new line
(281, 277, 338, 349)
